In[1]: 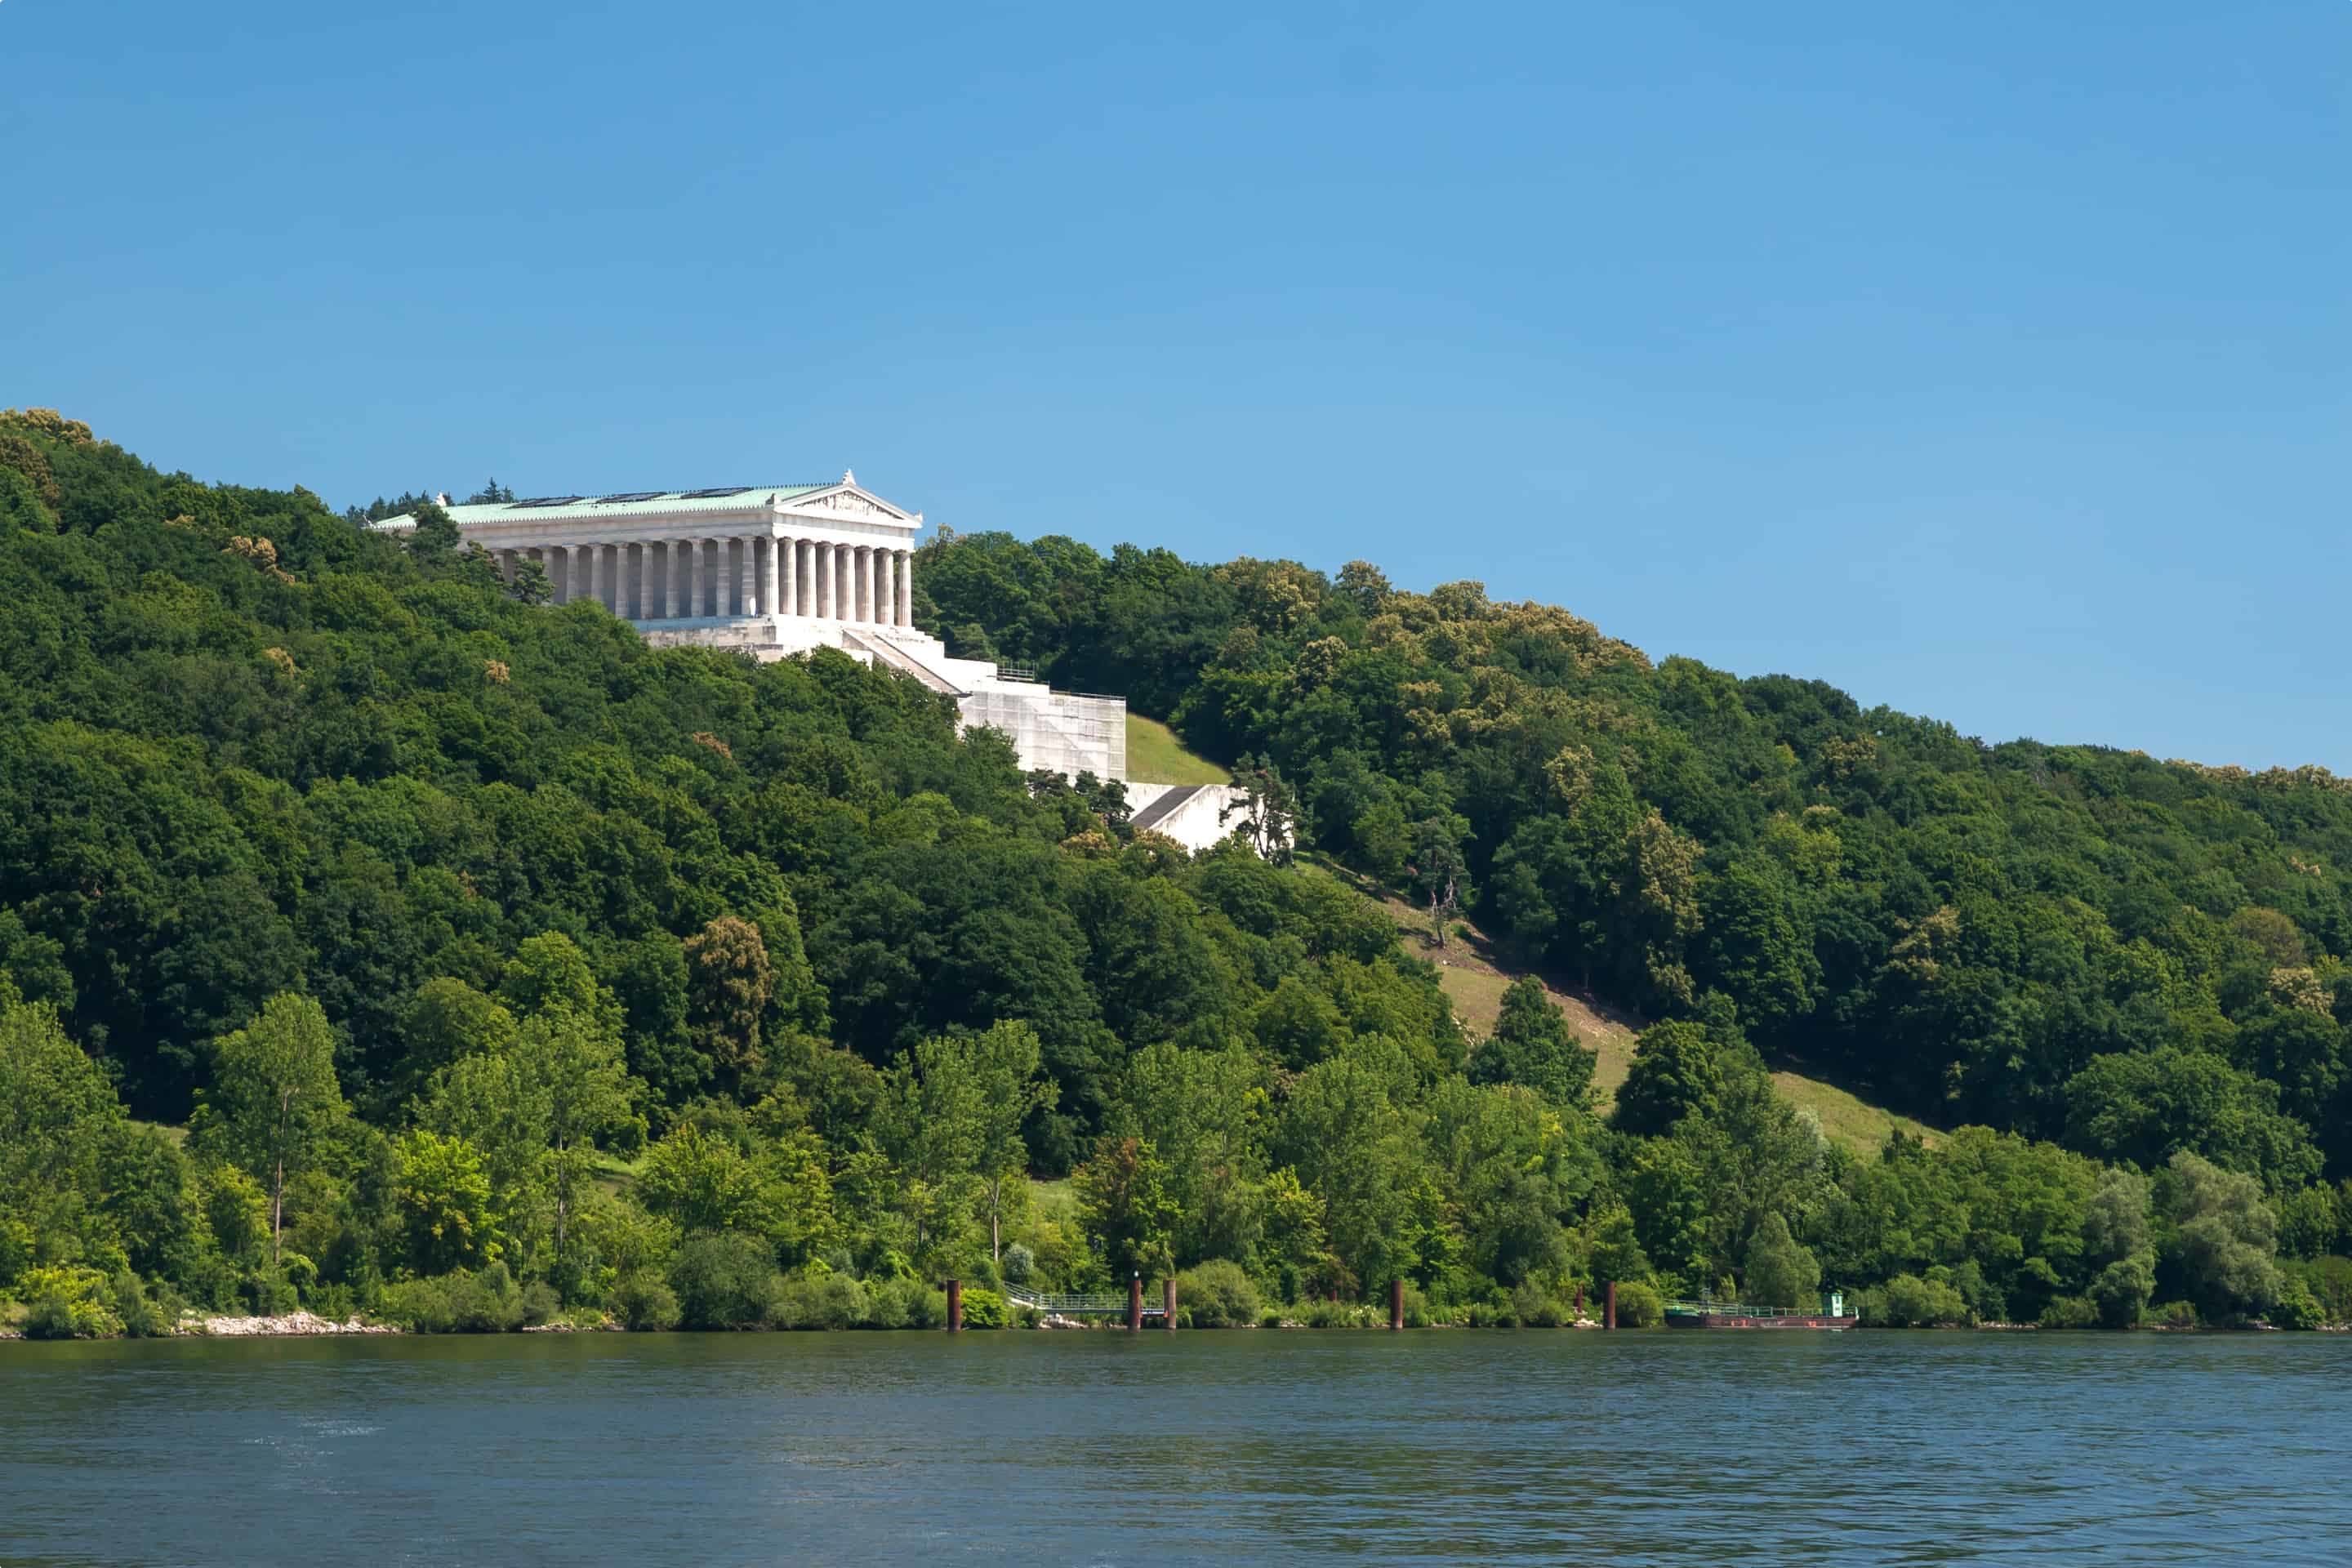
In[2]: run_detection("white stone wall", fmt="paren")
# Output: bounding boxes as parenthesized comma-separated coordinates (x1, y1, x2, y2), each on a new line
(960, 684, 1126, 781)
(1124, 782, 1253, 853)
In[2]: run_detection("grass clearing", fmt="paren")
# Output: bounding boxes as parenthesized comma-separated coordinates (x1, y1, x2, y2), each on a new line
(1027, 1178, 1081, 1226)
(1430, 958, 1642, 1106)
(1302, 855, 1645, 1107)
(591, 1149, 644, 1196)
(1125, 715, 1228, 786)
(1307, 854, 1926, 1139)
(1771, 1071, 1942, 1155)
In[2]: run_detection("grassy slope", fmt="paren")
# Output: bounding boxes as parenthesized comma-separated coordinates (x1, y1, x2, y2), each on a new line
(1766, 1071, 1941, 1153)
(1302, 858, 1940, 1154)
(1125, 715, 1230, 786)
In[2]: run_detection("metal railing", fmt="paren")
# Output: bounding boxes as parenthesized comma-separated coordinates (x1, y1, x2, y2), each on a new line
(999, 1285, 1163, 1316)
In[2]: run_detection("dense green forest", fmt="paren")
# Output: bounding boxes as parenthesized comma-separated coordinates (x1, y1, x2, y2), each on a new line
(2, 409, 2345, 1337)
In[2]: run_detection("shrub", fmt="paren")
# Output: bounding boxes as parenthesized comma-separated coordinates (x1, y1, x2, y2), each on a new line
(861, 1276, 912, 1330)
(1512, 1281, 1568, 1327)
(448, 1263, 526, 1332)
(1176, 1260, 1260, 1328)
(1612, 1281, 1664, 1328)
(2088, 1256, 2154, 1330)
(864, 1276, 945, 1330)
(16, 1267, 121, 1339)
(381, 1263, 527, 1333)
(1001, 1244, 1036, 1285)
(1862, 1274, 1972, 1328)
(2270, 1277, 2323, 1331)
(238, 1269, 299, 1316)
(1464, 1298, 1512, 1328)
(309, 1281, 359, 1322)
(1299, 1298, 1374, 1328)
(111, 1272, 166, 1338)
(378, 1276, 454, 1334)
(2283, 1256, 2352, 1325)
(148, 1282, 190, 1333)
(959, 1287, 1007, 1329)
(2038, 1294, 2097, 1330)
(610, 1272, 681, 1331)
(519, 1281, 561, 1328)
(24, 1296, 90, 1340)
(2148, 1298, 2199, 1330)
(770, 1272, 868, 1330)
(670, 1234, 780, 1330)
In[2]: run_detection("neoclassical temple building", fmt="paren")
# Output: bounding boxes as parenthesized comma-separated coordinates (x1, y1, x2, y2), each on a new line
(375, 475, 1129, 782)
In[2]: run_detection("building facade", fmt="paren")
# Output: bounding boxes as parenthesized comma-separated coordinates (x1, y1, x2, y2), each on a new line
(375, 476, 1126, 781)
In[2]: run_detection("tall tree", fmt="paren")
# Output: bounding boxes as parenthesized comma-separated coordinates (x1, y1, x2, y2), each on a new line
(1076, 1135, 1179, 1282)
(875, 1034, 986, 1258)
(193, 994, 346, 1265)
(1409, 815, 1469, 949)
(1468, 978, 1597, 1110)
(404, 497, 462, 558)
(1612, 1020, 1726, 1138)
(684, 916, 776, 1091)
(1220, 754, 1301, 864)
(517, 1006, 638, 1283)
(1742, 1212, 1821, 1308)
(963, 1022, 1056, 1264)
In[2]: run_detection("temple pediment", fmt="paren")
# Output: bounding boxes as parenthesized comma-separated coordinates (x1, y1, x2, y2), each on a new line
(787, 482, 915, 523)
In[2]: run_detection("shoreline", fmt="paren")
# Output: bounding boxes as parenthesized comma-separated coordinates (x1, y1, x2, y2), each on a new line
(7, 1315, 2343, 1342)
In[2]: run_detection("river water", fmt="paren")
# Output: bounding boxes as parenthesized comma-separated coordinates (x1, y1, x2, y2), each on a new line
(2, 1330, 2344, 1564)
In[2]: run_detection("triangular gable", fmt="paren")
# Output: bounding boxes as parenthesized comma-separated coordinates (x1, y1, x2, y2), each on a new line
(782, 483, 916, 523)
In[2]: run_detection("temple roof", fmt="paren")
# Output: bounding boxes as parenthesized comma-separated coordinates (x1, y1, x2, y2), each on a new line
(372, 485, 836, 530)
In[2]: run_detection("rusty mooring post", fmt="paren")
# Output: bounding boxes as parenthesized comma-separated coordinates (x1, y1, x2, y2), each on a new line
(1128, 1272, 1143, 1331)
(1164, 1276, 1178, 1330)
(1604, 1280, 1617, 1331)
(1390, 1278, 1405, 1330)
(947, 1278, 963, 1333)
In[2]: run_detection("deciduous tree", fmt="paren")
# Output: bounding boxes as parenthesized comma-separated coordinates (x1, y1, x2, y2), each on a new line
(193, 993, 346, 1264)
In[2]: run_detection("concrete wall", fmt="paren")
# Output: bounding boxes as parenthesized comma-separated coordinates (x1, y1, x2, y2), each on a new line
(639, 618, 1127, 781)
(960, 684, 1126, 781)
(1125, 782, 1252, 853)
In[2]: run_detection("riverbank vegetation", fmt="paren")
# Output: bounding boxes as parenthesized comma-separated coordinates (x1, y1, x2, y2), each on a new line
(1, 412, 2346, 1338)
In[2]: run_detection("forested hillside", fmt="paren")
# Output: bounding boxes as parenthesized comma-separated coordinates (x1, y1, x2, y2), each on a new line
(1, 411, 2344, 1338)
(920, 529, 2352, 1188)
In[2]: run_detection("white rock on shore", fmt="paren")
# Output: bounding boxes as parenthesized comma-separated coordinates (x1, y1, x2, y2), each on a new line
(190, 1312, 397, 1337)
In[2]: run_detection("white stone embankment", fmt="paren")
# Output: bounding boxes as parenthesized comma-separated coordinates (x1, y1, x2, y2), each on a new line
(190, 1312, 397, 1336)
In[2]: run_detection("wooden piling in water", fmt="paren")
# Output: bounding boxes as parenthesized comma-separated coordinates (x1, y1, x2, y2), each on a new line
(1604, 1280, 1616, 1331)
(1128, 1272, 1143, 1331)
(947, 1278, 963, 1333)
(1164, 1276, 1178, 1330)
(1390, 1277, 1405, 1331)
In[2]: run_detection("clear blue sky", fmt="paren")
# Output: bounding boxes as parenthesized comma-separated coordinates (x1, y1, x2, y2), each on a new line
(6, 1, 2345, 766)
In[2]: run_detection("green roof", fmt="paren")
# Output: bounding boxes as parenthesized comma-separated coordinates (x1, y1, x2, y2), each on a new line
(373, 485, 835, 530)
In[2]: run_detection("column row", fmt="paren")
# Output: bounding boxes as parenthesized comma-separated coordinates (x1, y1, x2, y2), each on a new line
(495, 538, 915, 627)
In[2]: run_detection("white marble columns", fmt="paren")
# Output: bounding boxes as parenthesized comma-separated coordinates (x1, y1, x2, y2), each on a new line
(523, 532, 911, 626)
